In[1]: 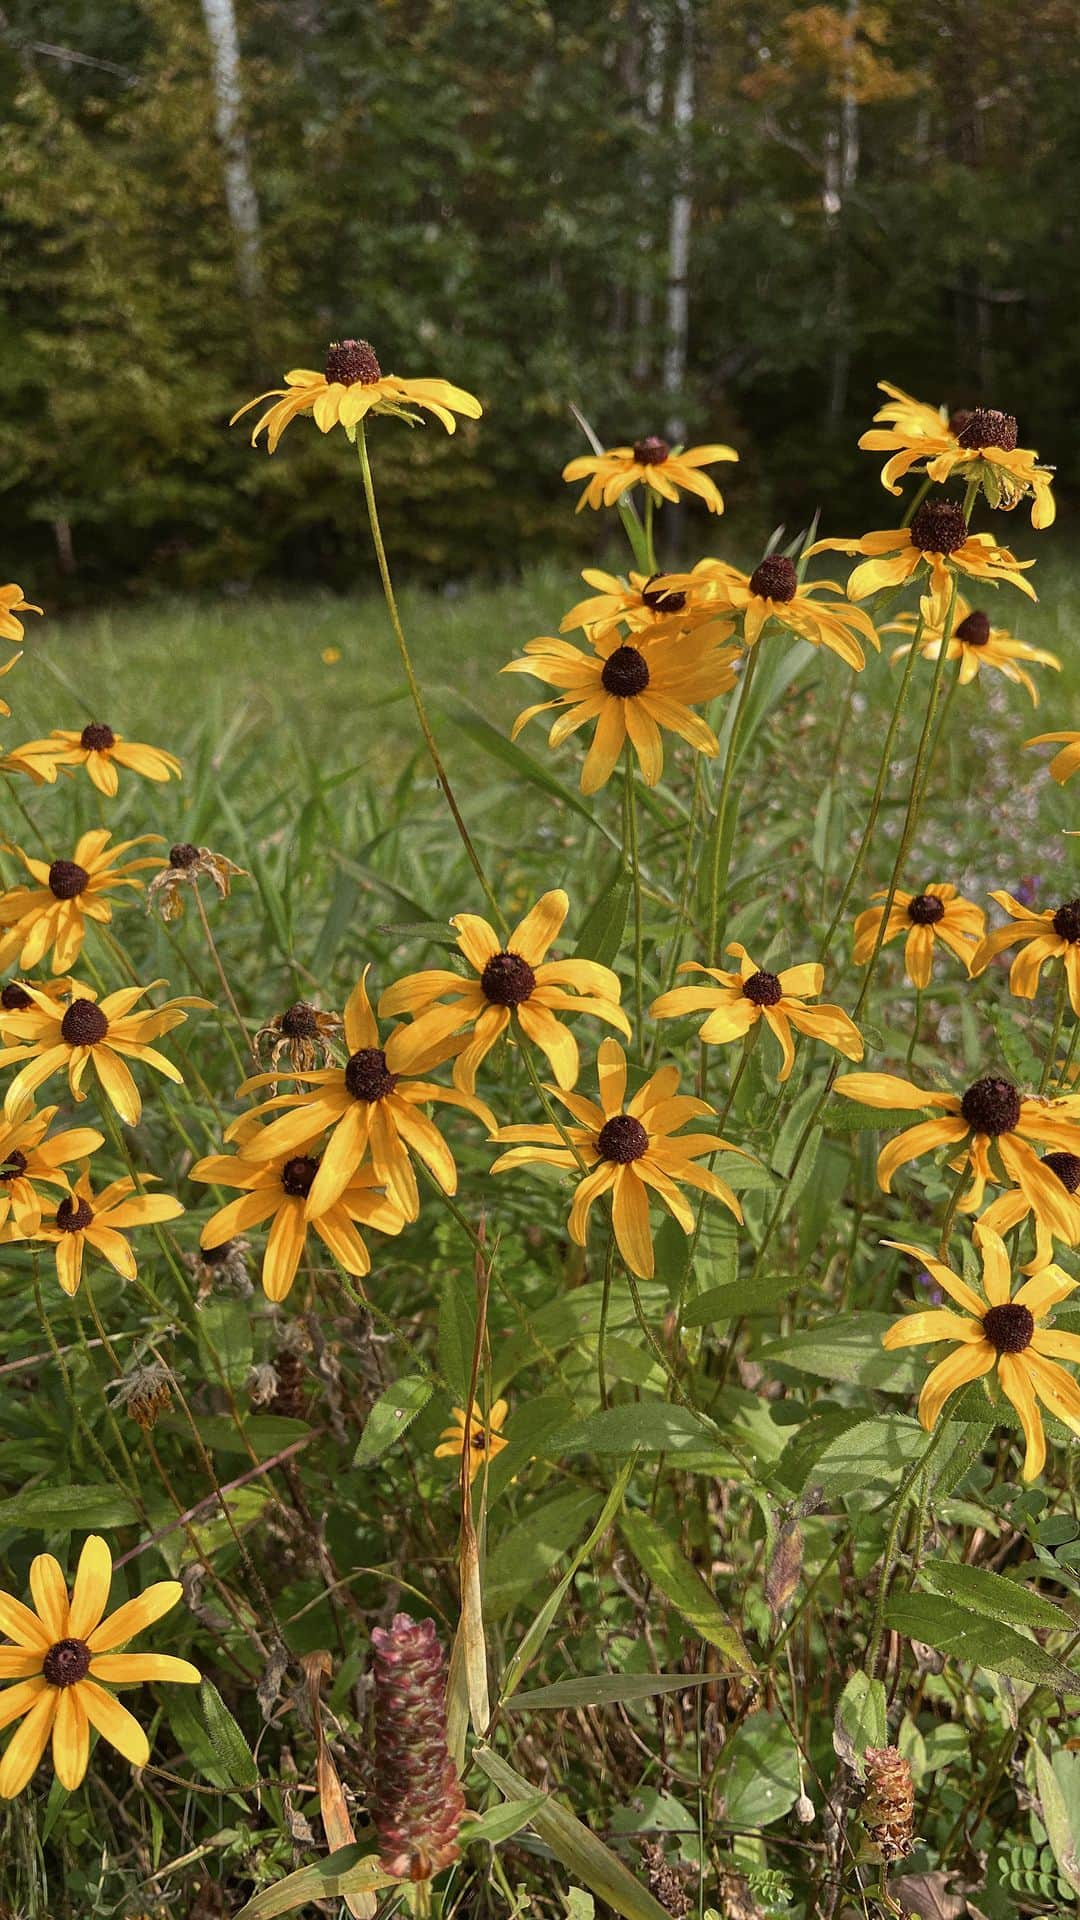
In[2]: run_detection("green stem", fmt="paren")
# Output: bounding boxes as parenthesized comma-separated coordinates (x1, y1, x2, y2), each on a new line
(1040, 968, 1069, 1095)
(598, 1231, 615, 1411)
(623, 746, 645, 1056)
(864, 1417, 951, 1678)
(705, 639, 762, 968)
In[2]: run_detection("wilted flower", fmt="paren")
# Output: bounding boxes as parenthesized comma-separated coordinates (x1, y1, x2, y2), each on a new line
(107, 1361, 175, 1432)
(146, 843, 246, 923)
(183, 1235, 253, 1304)
(861, 1745, 916, 1861)
(255, 1001, 342, 1076)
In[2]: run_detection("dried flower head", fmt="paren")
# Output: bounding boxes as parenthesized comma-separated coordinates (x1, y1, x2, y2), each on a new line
(255, 1000, 342, 1077)
(862, 1745, 916, 1862)
(183, 1235, 253, 1304)
(107, 1361, 175, 1432)
(369, 1612, 465, 1881)
(146, 844, 246, 923)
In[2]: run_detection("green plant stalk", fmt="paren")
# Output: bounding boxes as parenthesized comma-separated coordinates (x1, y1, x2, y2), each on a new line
(1039, 968, 1069, 1094)
(864, 1416, 951, 1678)
(623, 745, 645, 1054)
(705, 637, 761, 968)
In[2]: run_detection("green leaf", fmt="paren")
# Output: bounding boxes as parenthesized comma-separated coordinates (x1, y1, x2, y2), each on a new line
(438, 1268, 476, 1402)
(198, 1298, 253, 1392)
(822, 1101, 932, 1133)
(809, 1415, 930, 1495)
(833, 1672, 887, 1776)
(885, 1593, 1080, 1695)
(1035, 1746, 1080, 1897)
(463, 1794, 550, 1846)
(503, 1672, 718, 1710)
(681, 1272, 793, 1328)
(619, 1511, 755, 1675)
(441, 698, 620, 847)
(574, 868, 631, 968)
(500, 1458, 634, 1703)
(0, 1484, 139, 1531)
(760, 1316, 923, 1391)
(714, 1713, 801, 1828)
(233, 1850, 397, 1920)
(485, 1489, 603, 1618)
(549, 1401, 717, 1456)
(353, 1376, 433, 1466)
(920, 1562, 1076, 1633)
(199, 1680, 259, 1789)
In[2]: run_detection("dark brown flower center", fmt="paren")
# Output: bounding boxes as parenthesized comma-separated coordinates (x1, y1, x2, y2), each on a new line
(601, 646, 650, 697)
(909, 501, 968, 556)
(0, 1151, 28, 1182)
(480, 951, 536, 1007)
(642, 574, 686, 614)
(60, 999, 109, 1047)
(982, 1301, 1034, 1354)
(56, 1196, 94, 1233)
(633, 436, 669, 466)
(48, 860, 89, 901)
(954, 609, 990, 648)
(956, 408, 1018, 453)
(80, 722, 115, 752)
(908, 893, 945, 925)
(169, 843, 200, 870)
(960, 1076, 1021, 1137)
(743, 968, 783, 1007)
(281, 1155, 320, 1198)
(1, 983, 31, 1010)
(280, 1001, 319, 1039)
(597, 1113, 649, 1163)
(201, 1238, 239, 1265)
(344, 1046, 397, 1102)
(749, 554, 798, 604)
(1052, 900, 1080, 944)
(1043, 1151, 1080, 1194)
(325, 338, 382, 387)
(42, 1638, 91, 1687)
(470, 1428, 489, 1451)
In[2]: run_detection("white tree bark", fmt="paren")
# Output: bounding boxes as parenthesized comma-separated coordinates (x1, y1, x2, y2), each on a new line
(662, 0, 694, 441)
(200, 0, 262, 297)
(632, 7, 668, 383)
(825, 0, 860, 420)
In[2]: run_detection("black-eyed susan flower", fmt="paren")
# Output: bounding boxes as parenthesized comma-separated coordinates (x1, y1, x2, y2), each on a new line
(852, 884, 985, 988)
(145, 842, 246, 924)
(503, 627, 740, 796)
(380, 890, 630, 1092)
(190, 1125, 404, 1303)
(0, 1533, 198, 1797)
(433, 1400, 509, 1483)
(668, 553, 879, 668)
(1, 725, 182, 798)
(0, 979, 71, 1035)
(1026, 731, 1080, 785)
(0, 979, 208, 1126)
(0, 655, 20, 718)
(0, 1105, 104, 1235)
(562, 436, 737, 514)
(884, 592, 1059, 705)
(881, 1231, 1080, 1480)
(975, 1152, 1080, 1276)
(490, 1037, 743, 1279)
(232, 338, 482, 452)
(833, 1070, 1080, 1238)
(0, 584, 42, 649)
(971, 890, 1080, 1013)
(21, 1166, 183, 1297)
(255, 1000, 342, 1076)
(808, 502, 1036, 616)
(859, 383, 1056, 528)
(558, 568, 722, 644)
(651, 944, 863, 1083)
(224, 969, 493, 1225)
(0, 832, 165, 976)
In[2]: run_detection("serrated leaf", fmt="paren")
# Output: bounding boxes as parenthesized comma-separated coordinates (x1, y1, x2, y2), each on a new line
(760, 1316, 923, 1390)
(885, 1592, 1080, 1695)
(199, 1680, 258, 1789)
(810, 1414, 929, 1495)
(619, 1511, 755, 1675)
(353, 1376, 433, 1466)
(920, 1562, 1076, 1633)
(714, 1713, 801, 1827)
(0, 1485, 139, 1531)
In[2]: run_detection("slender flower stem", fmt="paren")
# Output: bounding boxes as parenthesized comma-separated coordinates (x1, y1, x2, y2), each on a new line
(904, 987, 922, 1071)
(1040, 969, 1069, 1095)
(355, 424, 504, 931)
(191, 880, 254, 1068)
(623, 746, 645, 1055)
(864, 1419, 951, 1679)
(598, 1231, 616, 1410)
(705, 639, 761, 967)
(937, 1163, 969, 1261)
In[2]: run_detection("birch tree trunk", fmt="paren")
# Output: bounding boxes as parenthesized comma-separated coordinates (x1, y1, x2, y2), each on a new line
(633, 7, 669, 384)
(825, 0, 859, 422)
(662, 0, 694, 441)
(200, 0, 263, 298)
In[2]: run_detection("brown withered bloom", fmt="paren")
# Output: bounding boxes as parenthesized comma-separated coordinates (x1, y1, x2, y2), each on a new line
(369, 1613, 466, 1881)
(862, 1745, 916, 1863)
(146, 843, 246, 924)
(640, 1841, 693, 1918)
(255, 1000, 342, 1076)
(107, 1361, 175, 1432)
(183, 1235, 253, 1304)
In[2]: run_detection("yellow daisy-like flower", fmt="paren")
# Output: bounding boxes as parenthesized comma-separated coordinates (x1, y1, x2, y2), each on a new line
(0, 1105, 104, 1235)
(231, 337, 482, 452)
(503, 626, 740, 795)
(0, 831, 165, 977)
(1025, 731, 1080, 785)
(0, 654, 21, 719)
(882, 1231, 1080, 1481)
(971, 890, 1080, 1014)
(1, 724, 182, 798)
(651, 943, 863, 1083)
(0, 977, 73, 1035)
(20, 1165, 183, 1297)
(223, 969, 494, 1225)
(859, 383, 1056, 529)
(667, 554, 879, 669)
(975, 1153, 1080, 1277)
(0, 584, 42, 648)
(434, 1400, 509, 1483)
(0, 978, 209, 1126)
(562, 435, 738, 514)
(808, 501, 1036, 616)
(491, 1038, 744, 1279)
(0, 1533, 198, 1798)
(852, 884, 985, 989)
(380, 890, 630, 1093)
(558, 568, 723, 644)
(833, 1070, 1080, 1238)
(884, 592, 1059, 705)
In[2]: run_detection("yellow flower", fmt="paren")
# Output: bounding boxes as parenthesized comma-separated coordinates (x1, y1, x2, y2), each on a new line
(859, 383, 1056, 528)
(0, 1533, 198, 1798)
(380, 890, 630, 1092)
(190, 1124, 404, 1303)
(0, 655, 20, 719)
(0, 831, 165, 976)
(434, 1401, 509, 1483)
(651, 943, 863, 1083)
(0, 1105, 104, 1234)
(232, 337, 482, 452)
(558, 568, 723, 644)
(884, 591, 1059, 705)
(834, 1070, 1080, 1238)
(808, 501, 1036, 616)
(0, 978, 208, 1126)
(852, 884, 985, 989)
(971, 890, 1080, 1014)
(20, 1164, 183, 1297)
(562, 436, 737, 514)
(1, 725, 182, 798)
(490, 1037, 743, 1279)
(0, 976, 73, 1034)
(0, 584, 42, 648)
(975, 1153, 1080, 1277)
(1025, 730, 1080, 785)
(882, 1231, 1080, 1481)
(503, 626, 739, 794)
(224, 969, 493, 1225)
(667, 554, 879, 669)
